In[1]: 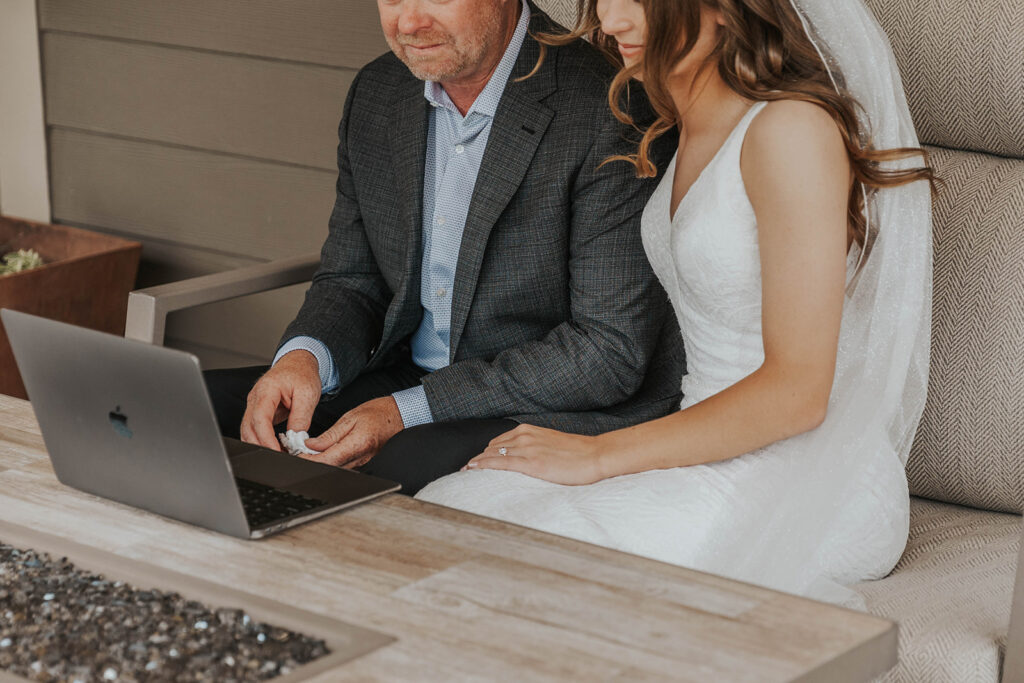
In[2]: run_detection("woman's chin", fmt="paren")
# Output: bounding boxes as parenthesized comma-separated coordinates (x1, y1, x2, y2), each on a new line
(621, 59, 644, 82)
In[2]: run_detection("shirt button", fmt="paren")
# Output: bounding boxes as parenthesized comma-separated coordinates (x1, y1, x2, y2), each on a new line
(436, 287, 447, 298)
(455, 144, 465, 154)
(436, 216, 445, 226)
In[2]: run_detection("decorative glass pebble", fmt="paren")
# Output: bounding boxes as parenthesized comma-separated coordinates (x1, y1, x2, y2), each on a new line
(0, 541, 330, 681)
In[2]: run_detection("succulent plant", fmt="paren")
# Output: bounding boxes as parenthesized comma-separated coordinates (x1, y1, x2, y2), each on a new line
(0, 249, 45, 276)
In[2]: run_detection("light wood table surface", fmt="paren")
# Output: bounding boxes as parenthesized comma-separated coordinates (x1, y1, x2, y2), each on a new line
(0, 395, 896, 681)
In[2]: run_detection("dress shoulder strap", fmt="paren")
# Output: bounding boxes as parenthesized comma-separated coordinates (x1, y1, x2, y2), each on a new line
(727, 100, 770, 156)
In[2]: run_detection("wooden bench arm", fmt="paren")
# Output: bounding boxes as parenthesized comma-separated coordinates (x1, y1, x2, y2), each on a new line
(124, 252, 320, 345)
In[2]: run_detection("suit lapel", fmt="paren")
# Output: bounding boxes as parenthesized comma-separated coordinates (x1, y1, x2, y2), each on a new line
(448, 18, 558, 359)
(383, 76, 429, 342)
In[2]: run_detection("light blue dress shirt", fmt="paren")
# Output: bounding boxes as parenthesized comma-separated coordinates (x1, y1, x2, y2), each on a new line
(275, 0, 530, 427)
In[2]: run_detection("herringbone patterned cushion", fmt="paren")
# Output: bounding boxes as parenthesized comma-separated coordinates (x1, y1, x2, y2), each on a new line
(863, 0, 1024, 158)
(535, 0, 576, 30)
(907, 146, 1024, 514)
(855, 498, 1020, 682)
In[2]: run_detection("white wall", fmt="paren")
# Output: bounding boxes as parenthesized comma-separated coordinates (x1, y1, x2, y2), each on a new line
(0, 0, 51, 222)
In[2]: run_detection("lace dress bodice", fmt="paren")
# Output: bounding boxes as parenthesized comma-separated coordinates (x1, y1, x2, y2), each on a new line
(642, 103, 768, 407)
(643, 101, 859, 408)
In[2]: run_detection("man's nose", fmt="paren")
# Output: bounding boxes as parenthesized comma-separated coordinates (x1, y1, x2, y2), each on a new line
(396, 1, 433, 35)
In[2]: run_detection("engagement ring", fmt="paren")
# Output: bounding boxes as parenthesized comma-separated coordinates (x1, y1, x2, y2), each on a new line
(498, 447, 508, 456)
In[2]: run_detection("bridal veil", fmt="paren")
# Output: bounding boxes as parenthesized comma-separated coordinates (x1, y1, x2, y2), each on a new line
(739, 0, 933, 604)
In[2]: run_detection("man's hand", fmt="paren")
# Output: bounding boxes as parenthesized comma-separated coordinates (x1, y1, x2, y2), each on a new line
(302, 396, 404, 469)
(240, 350, 321, 451)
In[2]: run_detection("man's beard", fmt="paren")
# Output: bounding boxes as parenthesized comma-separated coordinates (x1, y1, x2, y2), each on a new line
(386, 9, 504, 83)
(387, 31, 477, 81)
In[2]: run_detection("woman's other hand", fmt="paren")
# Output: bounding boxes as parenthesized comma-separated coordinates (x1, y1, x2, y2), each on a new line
(463, 424, 609, 485)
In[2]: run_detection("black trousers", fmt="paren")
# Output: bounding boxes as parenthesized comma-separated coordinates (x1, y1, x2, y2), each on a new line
(204, 361, 515, 495)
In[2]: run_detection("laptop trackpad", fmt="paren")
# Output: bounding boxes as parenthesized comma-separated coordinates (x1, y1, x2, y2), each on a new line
(230, 447, 340, 488)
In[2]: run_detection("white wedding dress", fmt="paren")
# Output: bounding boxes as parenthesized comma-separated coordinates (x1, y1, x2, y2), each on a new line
(417, 102, 912, 605)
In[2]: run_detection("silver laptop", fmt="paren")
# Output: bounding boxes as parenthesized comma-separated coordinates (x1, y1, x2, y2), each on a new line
(1, 309, 399, 539)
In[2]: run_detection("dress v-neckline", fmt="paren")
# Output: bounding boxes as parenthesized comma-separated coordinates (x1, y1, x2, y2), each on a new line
(669, 102, 765, 223)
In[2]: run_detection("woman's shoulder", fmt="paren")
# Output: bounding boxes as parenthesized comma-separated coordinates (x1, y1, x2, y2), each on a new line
(745, 99, 846, 162)
(740, 98, 852, 214)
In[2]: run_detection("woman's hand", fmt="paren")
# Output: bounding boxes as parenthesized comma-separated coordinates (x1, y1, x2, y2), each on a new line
(463, 424, 610, 486)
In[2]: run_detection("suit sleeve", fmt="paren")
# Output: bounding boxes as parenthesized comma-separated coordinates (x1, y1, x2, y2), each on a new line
(279, 70, 392, 390)
(421, 107, 669, 426)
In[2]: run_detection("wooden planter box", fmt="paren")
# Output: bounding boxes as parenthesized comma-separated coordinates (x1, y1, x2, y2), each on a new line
(0, 215, 141, 399)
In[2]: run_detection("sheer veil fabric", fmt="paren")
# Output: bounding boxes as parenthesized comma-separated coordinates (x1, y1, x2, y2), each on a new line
(756, 0, 933, 603)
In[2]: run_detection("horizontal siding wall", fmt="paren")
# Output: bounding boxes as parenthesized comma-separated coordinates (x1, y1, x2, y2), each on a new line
(39, 0, 387, 367)
(38, 0, 388, 68)
(43, 34, 355, 169)
(48, 130, 333, 258)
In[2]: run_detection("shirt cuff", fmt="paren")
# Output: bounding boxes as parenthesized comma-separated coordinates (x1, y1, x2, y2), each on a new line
(273, 336, 340, 395)
(392, 385, 434, 428)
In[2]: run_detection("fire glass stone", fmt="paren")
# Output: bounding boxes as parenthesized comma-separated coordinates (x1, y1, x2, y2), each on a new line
(0, 541, 331, 681)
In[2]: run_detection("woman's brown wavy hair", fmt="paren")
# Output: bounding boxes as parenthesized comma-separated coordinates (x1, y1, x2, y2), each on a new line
(531, 0, 935, 248)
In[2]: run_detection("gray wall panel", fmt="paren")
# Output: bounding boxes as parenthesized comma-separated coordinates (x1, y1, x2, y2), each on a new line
(166, 337, 269, 370)
(39, 0, 387, 68)
(56, 219, 266, 284)
(49, 129, 333, 260)
(167, 283, 310, 365)
(43, 33, 353, 170)
(40, 0, 389, 366)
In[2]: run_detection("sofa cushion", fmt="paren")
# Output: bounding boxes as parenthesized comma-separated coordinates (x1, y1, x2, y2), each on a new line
(864, 0, 1024, 158)
(905, 147, 1024, 513)
(855, 498, 1020, 682)
(535, 0, 576, 30)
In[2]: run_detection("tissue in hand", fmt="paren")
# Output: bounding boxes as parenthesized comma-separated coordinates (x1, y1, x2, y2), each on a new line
(277, 429, 321, 456)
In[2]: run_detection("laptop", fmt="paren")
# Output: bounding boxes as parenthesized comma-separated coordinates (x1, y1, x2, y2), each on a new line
(1, 309, 399, 539)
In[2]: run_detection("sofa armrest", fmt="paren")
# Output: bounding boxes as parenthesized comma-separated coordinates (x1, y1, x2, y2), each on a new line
(1004, 518, 1024, 682)
(124, 252, 320, 345)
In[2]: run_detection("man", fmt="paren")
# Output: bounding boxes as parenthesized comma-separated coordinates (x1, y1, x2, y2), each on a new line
(206, 0, 683, 494)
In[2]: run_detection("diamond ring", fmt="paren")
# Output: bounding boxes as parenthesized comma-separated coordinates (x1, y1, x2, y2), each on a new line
(498, 447, 508, 456)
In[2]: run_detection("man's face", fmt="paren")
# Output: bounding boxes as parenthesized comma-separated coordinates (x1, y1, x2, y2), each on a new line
(378, 0, 514, 84)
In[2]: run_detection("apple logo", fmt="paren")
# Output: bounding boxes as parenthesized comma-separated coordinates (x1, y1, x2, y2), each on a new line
(108, 406, 133, 439)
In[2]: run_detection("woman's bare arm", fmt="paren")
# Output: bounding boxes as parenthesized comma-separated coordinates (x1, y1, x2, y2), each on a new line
(467, 100, 854, 485)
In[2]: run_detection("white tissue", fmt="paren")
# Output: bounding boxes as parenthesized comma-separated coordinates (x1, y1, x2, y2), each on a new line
(277, 429, 321, 456)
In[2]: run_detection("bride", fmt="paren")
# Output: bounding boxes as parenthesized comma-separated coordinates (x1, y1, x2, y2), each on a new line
(417, 0, 934, 604)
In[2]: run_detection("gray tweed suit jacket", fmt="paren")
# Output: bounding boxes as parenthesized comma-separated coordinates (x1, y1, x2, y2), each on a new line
(282, 4, 685, 435)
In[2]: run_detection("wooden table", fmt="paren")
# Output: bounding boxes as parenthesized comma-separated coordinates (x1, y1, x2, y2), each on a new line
(0, 395, 896, 681)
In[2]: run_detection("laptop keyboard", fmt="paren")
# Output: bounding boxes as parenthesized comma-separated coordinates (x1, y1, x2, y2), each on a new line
(235, 478, 328, 528)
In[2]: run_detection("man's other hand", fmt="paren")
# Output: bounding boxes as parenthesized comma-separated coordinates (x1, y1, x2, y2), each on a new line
(303, 396, 403, 469)
(240, 350, 321, 451)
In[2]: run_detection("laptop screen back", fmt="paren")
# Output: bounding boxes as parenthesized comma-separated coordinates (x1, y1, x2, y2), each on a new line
(2, 309, 249, 537)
